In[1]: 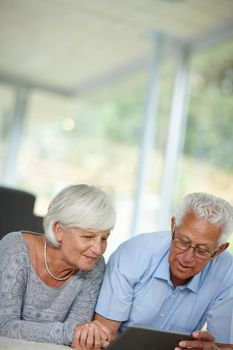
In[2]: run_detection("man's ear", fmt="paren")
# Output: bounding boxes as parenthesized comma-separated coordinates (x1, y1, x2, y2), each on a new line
(171, 216, 176, 234)
(53, 222, 63, 242)
(214, 242, 229, 258)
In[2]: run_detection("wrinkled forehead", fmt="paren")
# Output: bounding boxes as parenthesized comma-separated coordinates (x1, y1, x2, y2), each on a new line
(174, 211, 223, 245)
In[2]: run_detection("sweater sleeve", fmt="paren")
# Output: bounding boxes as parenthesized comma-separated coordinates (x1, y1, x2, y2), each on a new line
(63, 258, 105, 344)
(0, 233, 105, 345)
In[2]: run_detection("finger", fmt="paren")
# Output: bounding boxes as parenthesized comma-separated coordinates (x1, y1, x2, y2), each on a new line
(71, 343, 82, 350)
(74, 326, 82, 340)
(192, 331, 215, 342)
(179, 339, 202, 348)
(93, 329, 102, 350)
(102, 339, 110, 349)
(93, 320, 111, 334)
(90, 322, 108, 342)
(80, 324, 90, 347)
(72, 327, 82, 349)
(176, 348, 199, 350)
(179, 338, 213, 349)
(175, 348, 199, 350)
(86, 326, 95, 350)
(93, 321, 111, 341)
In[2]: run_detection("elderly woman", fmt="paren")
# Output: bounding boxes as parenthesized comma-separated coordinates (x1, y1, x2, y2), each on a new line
(0, 184, 115, 347)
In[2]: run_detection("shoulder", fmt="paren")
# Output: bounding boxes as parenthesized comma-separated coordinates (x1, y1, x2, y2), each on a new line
(204, 250, 233, 288)
(0, 231, 25, 251)
(107, 231, 171, 280)
(213, 250, 233, 277)
(212, 250, 233, 272)
(114, 231, 171, 257)
(0, 231, 28, 265)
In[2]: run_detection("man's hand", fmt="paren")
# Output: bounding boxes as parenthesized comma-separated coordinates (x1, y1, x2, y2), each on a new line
(71, 321, 112, 350)
(175, 330, 218, 350)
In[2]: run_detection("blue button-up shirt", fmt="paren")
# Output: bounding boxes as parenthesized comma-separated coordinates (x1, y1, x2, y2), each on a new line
(96, 231, 233, 343)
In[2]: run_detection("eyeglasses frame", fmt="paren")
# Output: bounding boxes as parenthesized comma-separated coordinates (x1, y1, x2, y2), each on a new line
(171, 227, 219, 260)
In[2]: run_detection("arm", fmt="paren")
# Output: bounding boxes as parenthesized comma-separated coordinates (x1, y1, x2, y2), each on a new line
(206, 286, 233, 347)
(0, 238, 69, 344)
(176, 286, 233, 350)
(94, 313, 121, 340)
(0, 234, 105, 345)
(72, 245, 137, 350)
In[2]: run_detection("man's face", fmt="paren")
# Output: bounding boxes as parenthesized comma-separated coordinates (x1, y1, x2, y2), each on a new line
(169, 211, 224, 287)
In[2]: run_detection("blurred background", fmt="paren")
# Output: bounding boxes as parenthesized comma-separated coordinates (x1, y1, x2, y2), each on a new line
(0, 0, 233, 257)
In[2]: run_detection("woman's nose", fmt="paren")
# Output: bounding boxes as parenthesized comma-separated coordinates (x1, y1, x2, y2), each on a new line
(92, 238, 103, 255)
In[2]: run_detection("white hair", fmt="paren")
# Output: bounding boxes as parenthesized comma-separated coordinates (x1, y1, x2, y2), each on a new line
(175, 192, 233, 245)
(43, 184, 116, 247)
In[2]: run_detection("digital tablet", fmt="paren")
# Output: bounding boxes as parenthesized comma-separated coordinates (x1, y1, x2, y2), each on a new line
(106, 326, 193, 350)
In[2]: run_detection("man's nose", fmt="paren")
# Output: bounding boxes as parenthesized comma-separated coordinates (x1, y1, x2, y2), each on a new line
(182, 246, 196, 262)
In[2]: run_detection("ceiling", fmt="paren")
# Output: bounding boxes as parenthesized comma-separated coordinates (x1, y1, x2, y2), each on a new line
(1, 0, 233, 97)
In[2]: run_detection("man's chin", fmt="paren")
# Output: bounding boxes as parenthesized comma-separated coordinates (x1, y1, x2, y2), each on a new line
(170, 264, 194, 284)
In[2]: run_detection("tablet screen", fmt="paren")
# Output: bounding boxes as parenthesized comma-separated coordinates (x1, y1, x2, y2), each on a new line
(107, 326, 193, 350)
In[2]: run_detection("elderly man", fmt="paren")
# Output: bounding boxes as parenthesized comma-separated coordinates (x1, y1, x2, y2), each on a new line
(73, 192, 233, 350)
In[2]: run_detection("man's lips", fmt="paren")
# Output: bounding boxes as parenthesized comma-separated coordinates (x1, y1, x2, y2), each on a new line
(176, 260, 193, 271)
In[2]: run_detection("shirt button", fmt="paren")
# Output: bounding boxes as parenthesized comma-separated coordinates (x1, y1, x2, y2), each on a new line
(171, 294, 175, 298)
(160, 313, 165, 317)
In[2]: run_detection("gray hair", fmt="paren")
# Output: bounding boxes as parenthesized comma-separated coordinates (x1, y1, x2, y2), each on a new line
(175, 192, 233, 245)
(43, 184, 116, 247)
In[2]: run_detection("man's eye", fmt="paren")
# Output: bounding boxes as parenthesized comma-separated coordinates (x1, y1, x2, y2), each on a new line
(180, 239, 190, 246)
(196, 248, 206, 254)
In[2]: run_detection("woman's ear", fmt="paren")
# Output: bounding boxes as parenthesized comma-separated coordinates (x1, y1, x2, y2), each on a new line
(53, 222, 63, 242)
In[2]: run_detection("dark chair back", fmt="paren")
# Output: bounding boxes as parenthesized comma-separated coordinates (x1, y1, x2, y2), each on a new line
(0, 186, 43, 239)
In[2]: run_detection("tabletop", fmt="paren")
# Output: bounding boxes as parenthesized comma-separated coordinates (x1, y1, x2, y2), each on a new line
(0, 336, 69, 350)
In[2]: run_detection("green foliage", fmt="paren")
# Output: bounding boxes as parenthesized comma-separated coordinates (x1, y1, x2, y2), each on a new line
(184, 43, 233, 171)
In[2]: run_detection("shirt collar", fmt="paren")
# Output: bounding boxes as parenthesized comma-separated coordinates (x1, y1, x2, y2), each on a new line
(152, 250, 201, 293)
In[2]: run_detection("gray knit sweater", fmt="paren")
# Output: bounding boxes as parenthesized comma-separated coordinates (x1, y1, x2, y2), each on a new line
(0, 231, 105, 345)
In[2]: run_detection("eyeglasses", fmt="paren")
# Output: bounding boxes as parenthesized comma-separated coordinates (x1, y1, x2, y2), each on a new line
(172, 230, 218, 260)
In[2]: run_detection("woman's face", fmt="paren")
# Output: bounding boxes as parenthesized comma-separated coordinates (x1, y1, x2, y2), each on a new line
(54, 223, 110, 271)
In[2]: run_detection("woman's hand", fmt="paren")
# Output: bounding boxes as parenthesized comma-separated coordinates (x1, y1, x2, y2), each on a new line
(71, 320, 112, 350)
(175, 330, 219, 350)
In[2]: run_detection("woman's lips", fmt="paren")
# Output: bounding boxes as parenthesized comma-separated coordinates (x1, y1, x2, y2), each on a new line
(82, 255, 97, 262)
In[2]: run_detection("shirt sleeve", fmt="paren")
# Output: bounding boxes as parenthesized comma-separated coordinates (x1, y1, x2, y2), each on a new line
(0, 234, 105, 345)
(206, 286, 233, 344)
(95, 244, 139, 321)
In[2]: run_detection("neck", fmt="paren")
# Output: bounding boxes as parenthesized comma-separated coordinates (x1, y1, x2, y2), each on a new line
(170, 270, 191, 288)
(44, 240, 75, 281)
